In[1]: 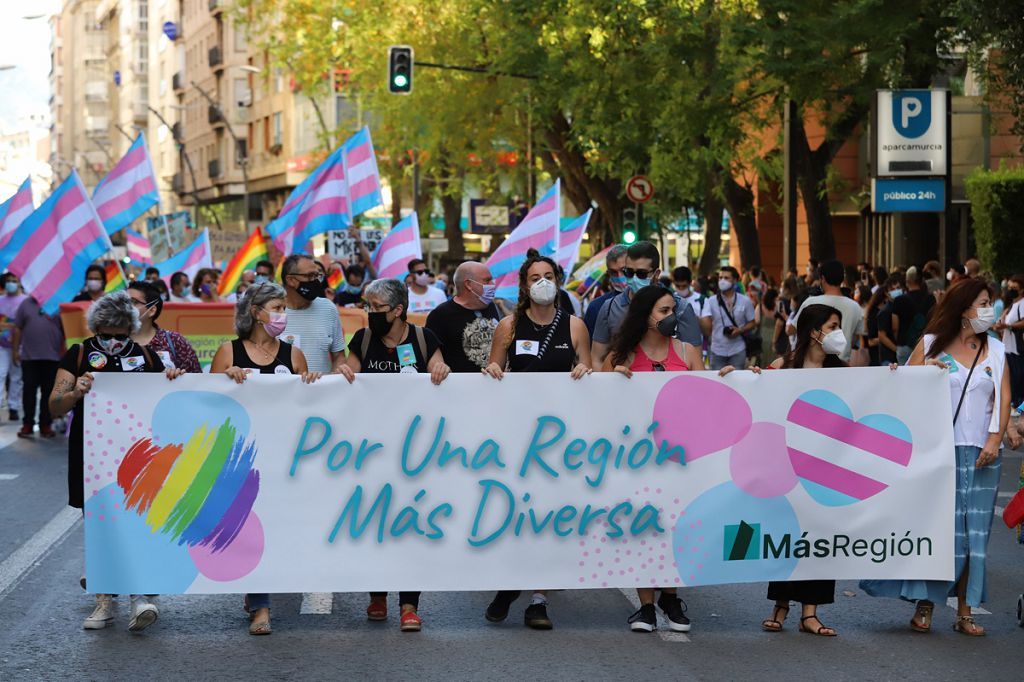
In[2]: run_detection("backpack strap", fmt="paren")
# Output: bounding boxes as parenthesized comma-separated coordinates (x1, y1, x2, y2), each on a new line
(76, 343, 84, 373)
(413, 324, 428, 362)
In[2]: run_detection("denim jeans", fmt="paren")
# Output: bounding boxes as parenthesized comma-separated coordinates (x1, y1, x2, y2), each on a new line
(246, 593, 270, 611)
(710, 350, 746, 371)
(896, 345, 912, 366)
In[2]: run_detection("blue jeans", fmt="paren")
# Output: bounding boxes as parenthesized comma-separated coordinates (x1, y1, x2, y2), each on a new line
(710, 350, 746, 371)
(247, 593, 270, 611)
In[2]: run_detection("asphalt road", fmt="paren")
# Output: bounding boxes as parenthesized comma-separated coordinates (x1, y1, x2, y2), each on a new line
(2, 419, 1023, 681)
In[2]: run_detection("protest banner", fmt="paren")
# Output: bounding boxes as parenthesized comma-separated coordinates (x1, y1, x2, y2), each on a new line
(60, 302, 427, 370)
(84, 367, 954, 594)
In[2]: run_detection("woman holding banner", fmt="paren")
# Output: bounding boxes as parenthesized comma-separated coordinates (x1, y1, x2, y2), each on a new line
(603, 285, 703, 633)
(346, 278, 450, 633)
(48, 291, 185, 633)
(861, 278, 1010, 637)
(127, 281, 201, 373)
(759, 303, 851, 637)
(211, 282, 325, 635)
(482, 249, 593, 630)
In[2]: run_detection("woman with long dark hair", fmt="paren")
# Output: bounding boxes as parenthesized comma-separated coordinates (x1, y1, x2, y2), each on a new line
(861, 278, 1010, 637)
(864, 274, 903, 366)
(482, 249, 592, 630)
(761, 304, 848, 636)
(602, 285, 704, 633)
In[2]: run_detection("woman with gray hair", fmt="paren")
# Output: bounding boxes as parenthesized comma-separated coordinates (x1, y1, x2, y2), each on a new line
(345, 277, 449, 632)
(49, 290, 185, 633)
(209, 281, 327, 635)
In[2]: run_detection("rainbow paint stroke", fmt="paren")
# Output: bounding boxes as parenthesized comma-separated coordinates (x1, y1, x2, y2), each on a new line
(117, 417, 260, 552)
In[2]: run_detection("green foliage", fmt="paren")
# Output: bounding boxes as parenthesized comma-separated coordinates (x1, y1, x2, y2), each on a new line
(965, 165, 1024, 280)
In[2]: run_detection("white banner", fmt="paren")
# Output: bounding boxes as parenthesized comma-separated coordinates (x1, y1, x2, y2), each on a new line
(83, 368, 954, 594)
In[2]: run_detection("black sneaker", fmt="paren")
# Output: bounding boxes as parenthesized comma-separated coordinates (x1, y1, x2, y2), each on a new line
(485, 590, 521, 622)
(524, 602, 553, 630)
(628, 603, 657, 632)
(657, 593, 691, 632)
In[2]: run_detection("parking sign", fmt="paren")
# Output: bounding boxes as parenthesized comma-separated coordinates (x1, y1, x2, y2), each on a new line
(875, 89, 948, 177)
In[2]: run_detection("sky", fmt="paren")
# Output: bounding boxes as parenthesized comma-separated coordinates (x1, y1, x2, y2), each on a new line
(0, 1, 61, 132)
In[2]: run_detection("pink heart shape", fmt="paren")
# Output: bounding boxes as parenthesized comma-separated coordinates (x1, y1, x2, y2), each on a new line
(653, 374, 753, 463)
(729, 422, 798, 498)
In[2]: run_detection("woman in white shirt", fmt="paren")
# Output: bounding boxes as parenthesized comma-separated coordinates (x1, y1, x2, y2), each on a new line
(861, 278, 1010, 637)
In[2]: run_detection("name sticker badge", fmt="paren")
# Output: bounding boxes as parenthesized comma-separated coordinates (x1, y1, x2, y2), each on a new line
(397, 343, 417, 367)
(280, 333, 301, 348)
(87, 351, 107, 369)
(274, 364, 291, 375)
(516, 340, 538, 356)
(122, 355, 145, 371)
(940, 353, 958, 373)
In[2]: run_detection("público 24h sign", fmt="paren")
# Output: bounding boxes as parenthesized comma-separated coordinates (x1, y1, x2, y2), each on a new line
(871, 178, 945, 213)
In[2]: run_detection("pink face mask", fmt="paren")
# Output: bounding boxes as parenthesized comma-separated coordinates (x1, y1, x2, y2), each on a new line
(262, 311, 288, 337)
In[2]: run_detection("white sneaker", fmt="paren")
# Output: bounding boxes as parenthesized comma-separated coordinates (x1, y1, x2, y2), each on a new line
(83, 594, 114, 630)
(128, 595, 159, 633)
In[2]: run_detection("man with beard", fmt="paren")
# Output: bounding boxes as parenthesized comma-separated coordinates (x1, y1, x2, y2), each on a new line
(425, 261, 501, 373)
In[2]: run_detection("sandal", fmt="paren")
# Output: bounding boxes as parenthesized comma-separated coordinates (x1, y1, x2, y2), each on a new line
(910, 601, 934, 633)
(248, 608, 272, 636)
(762, 603, 790, 632)
(953, 615, 985, 637)
(799, 615, 837, 637)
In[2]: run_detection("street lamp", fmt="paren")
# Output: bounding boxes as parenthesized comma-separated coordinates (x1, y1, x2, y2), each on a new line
(149, 105, 210, 229)
(191, 79, 250, 233)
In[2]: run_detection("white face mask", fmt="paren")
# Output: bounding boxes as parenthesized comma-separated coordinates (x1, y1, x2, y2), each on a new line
(414, 272, 431, 287)
(819, 329, 847, 355)
(718, 279, 733, 292)
(969, 306, 995, 334)
(529, 278, 558, 306)
(86, 279, 103, 292)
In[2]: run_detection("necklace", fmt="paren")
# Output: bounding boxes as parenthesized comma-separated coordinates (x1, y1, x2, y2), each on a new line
(248, 339, 277, 363)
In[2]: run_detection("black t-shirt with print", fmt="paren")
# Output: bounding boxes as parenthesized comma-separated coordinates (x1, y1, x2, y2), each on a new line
(59, 337, 165, 509)
(425, 299, 501, 373)
(350, 324, 441, 374)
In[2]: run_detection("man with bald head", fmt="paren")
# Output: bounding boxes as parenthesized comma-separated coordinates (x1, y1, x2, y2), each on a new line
(425, 260, 501, 372)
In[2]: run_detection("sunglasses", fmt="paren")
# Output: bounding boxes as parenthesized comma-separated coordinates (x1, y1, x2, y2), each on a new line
(412, 269, 432, 276)
(97, 333, 129, 341)
(651, 361, 666, 372)
(622, 267, 654, 280)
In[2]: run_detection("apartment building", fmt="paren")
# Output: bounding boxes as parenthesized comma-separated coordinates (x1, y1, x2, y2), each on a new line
(147, 0, 183, 215)
(49, 0, 111, 193)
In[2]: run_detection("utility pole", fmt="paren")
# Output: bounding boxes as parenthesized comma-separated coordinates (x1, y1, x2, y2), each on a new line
(191, 80, 250, 233)
(148, 105, 207, 230)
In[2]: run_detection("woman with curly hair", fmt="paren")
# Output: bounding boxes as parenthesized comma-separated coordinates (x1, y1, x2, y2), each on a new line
(481, 249, 593, 630)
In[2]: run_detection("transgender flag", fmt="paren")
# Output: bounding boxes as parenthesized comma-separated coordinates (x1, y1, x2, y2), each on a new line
(372, 213, 421, 280)
(4, 171, 113, 314)
(152, 229, 213, 288)
(92, 133, 160, 235)
(0, 177, 34, 268)
(489, 180, 561, 300)
(555, 209, 592, 271)
(344, 126, 383, 218)
(266, 146, 348, 256)
(125, 228, 152, 264)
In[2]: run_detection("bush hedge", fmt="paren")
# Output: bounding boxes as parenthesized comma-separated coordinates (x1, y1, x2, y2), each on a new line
(966, 165, 1024, 280)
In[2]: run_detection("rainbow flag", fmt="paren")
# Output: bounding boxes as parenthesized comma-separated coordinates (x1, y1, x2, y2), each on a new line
(105, 260, 128, 293)
(218, 227, 269, 296)
(567, 245, 614, 293)
(327, 267, 344, 290)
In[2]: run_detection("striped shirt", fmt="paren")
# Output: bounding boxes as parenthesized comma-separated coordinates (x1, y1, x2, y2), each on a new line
(280, 297, 346, 373)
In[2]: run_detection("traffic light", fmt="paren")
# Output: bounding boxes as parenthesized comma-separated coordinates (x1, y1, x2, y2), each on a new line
(388, 45, 413, 94)
(622, 205, 639, 244)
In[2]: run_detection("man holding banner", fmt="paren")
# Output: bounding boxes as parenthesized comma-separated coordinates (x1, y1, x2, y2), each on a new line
(280, 254, 352, 378)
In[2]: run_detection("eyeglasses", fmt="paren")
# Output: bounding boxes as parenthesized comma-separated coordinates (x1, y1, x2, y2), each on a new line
(290, 272, 324, 282)
(622, 267, 654, 280)
(364, 303, 392, 313)
(97, 333, 129, 341)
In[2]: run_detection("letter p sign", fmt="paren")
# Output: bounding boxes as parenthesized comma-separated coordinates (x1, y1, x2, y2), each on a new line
(892, 91, 931, 139)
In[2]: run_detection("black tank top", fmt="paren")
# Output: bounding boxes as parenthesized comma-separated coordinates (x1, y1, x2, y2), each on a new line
(508, 309, 574, 372)
(230, 338, 295, 374)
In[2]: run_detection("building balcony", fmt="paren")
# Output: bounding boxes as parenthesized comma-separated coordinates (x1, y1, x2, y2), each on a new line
(172, 71, 184, 93)
(209, 0, 224, 15)
(172, 172, 184, 195)
(209, 45, 223, 71)
(208, 104, 224, 126)
(171, 121, 183, 142)
(208, 159, 221, 178)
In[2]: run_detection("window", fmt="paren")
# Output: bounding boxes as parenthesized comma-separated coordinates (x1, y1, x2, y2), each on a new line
(272, 112, 282, 147)
(138, 0, 148, 32)
(236, 138, 247, 167)
(263, 116, 269, 150)
(235, 24, 247, 52)
(233, 78, 249, 107)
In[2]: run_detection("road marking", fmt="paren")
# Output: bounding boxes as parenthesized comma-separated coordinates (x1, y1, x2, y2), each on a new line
(300, 592, 333, 614)
(945, 597, 991, 615)
(998, 492, 1015, 499)
(0, 474, 19, 480)
(617, 588, 690, 642)
(996, 506, 1005, 517)
(0, 507, 80, 600)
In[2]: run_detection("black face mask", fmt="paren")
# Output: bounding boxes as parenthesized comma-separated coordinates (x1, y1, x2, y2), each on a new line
(295, 278, 324, 301)
(656, 315, 677, 338)
(368, 311, 393, 338)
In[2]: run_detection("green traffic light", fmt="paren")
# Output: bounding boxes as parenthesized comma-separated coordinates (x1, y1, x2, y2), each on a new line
(623, 230, 637, 245)
(393, 74, 408, 88)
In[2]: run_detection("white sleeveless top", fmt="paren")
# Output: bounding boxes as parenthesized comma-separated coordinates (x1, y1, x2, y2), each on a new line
(923, 333, 1005, 449)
